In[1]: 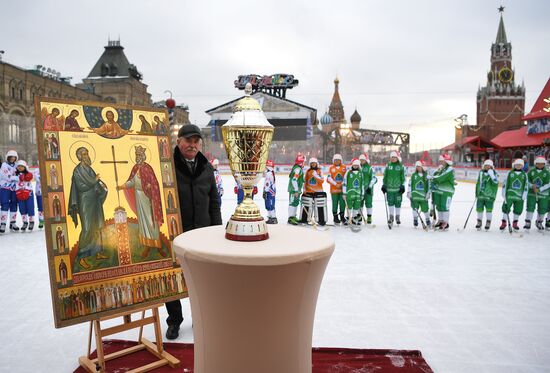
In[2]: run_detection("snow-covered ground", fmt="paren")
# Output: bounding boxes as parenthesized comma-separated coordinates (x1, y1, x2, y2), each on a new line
(1, 174, 549, 373)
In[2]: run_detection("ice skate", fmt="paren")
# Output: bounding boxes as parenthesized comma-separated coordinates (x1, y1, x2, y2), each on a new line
(484, 220, 491, 231)
(28, 221, 34, 231)
(10, 221, 19, 232)
(21, 222, 28, 232)
(333, 213, 341, 224)
(388, 215, 394, 226)
(366, 215, 372, 224)
(0, 223, 5, 234)
(395, 215, 401, 225)
(535, 220, 544, 231)
(38, 219, 44, 229)
(499, 219, 507, 231)
(523, 220, 531, 230)
(413, 218, 418, 228)
(475, 219, 482, 230)
(512, 220, 519, 231)
(439, 222, 449, 231)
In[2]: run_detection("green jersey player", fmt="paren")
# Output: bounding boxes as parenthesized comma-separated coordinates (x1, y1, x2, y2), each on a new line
(524, 156, 550, 230)
(431, 153, 455, 231)
(359, 153, 377, 225)
(475, 159, 499, 230)
(287, 153, 305, 225)
(500, 158, 528, 231)
(343, 158, 364, 229)
(381, 151, 405, 225)
(408, 160, 431, 228)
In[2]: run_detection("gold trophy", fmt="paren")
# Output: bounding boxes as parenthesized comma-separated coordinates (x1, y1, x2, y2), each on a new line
(222, 83, 274, 241)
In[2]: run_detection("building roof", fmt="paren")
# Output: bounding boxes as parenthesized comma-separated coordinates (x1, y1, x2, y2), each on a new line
(442, 136, 498, 152)
(495, 14, 508, 44)
(87, 40, 142, 80)
(491, 126, 550, 148)
(205, 91, 316, 114)
(522, 77, 550, 121)
(350, 109, 361, 123)
(320, 111, 333, 125)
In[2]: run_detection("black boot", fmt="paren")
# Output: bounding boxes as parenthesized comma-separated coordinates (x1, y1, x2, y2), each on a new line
(388, 215, 394, 225)
(546, 220, 550, 230)
(340, 212, 348, 226)
(396, 215, 401, 225)
(28, 221, 34, 231)
(499, 219, 507, 230)
(333, 213, 341, 224)
(21, 222, 28, 232)
(413, 218, 418, 227)
(512, 220, 519, 231)
(536, 220, 544, 230)
(271, 218, 278, 224)
(475, 219, 482, 229)
(485, 220, 491, 231)
(38, 219, 44, 229)
(524, 220, 531, 230)
(0, 223, 5, 234)
(9, 221, 19, 232)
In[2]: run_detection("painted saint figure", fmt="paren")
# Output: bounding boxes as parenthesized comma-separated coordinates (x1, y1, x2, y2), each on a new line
(154, 115, 168, 135)
(68, 147, 109, 270)
(118, 145, 165, 258)
(59, 259, 68, 286)
(56, 226, 66, 253)
(64, 109, 82, 131)
(138, 115, 153, 134)
(43, 108, 63, 131)
(167, 191, 175, 210)
(49, 164, 59, 190)
(48, 134, 60, 159)
(162, 164, 172, 185)
(94, 110, 128, 139)
(52, 195, 62, 221)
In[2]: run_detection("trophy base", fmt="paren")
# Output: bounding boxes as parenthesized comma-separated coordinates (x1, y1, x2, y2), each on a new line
(225, 216, 269, 242)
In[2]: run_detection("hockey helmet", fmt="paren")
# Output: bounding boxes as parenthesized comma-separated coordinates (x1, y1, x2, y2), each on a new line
(438, 153, 453, 166)
(6, 149, 18, 161)
(309, 157, 319, 165)
(359, 153, 369, 163)
(210, 158, 219, 166)
(16, 160, 28, 170)
(351, 158, 360, 167)
(512, 158, 524, 168)
(295, 153, 306, 166)
(332, 153, 343, 162)
(534, 156, 547, 165)
(483, 159, 494, 168)
(266, 159, 275, 168)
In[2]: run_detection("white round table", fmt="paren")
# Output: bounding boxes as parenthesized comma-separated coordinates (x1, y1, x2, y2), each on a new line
(173, 225, 335, 373)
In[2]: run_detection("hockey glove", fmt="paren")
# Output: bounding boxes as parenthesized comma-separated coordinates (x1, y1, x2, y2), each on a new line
(381, 185, 387, 194)
(399, 185, 405, 194)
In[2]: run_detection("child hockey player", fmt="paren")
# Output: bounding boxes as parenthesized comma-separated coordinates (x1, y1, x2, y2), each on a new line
(381, 151, 405, 226)
(524, 156, 550, 230)
(475, 159, 499, 230)
(234, 177, 257, 205)
(263, 159, 277, 224)
(287, 153, 305, 225)
(34, 168, 44, 228)
(301, 157, 327, 226)
(408, 160, 431, 228)
(211, 158, 224, 206)
(500, 158, 528, 231)
(15, 160, 35, 231)
(431, 153, 455, 231)
(0, 150, 20, 233)
(360, 153, 377, 225)
(327, 153, 347, 224)
(343, 158, 363, 231)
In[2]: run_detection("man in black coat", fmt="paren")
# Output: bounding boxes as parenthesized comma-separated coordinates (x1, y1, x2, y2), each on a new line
(166, 124, 222, 340)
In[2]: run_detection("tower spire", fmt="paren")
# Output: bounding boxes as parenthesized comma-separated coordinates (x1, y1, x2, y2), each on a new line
(495, 7, 507, 44)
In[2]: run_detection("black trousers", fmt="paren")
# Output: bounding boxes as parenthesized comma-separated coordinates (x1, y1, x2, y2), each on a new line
(165, 300, 183, 327)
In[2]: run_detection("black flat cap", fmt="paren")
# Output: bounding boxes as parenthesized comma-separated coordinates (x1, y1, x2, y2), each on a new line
(178, 124, 203, 139)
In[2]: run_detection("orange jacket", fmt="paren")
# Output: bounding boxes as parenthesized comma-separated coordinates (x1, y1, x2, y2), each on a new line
(304, 168, 324, 194)
(327, 164, 347, 193)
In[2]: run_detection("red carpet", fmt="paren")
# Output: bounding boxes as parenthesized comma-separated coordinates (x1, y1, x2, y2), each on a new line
(74, 339, 433, 372)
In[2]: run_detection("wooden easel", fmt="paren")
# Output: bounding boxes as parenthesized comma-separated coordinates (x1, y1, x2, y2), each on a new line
(79, 304, 180, 373)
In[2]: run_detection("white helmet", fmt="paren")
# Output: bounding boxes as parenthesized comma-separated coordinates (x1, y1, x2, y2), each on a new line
(414, 161, 422, 168)
(534, 156, 547, 165)
(16, 160, 28, 169)
(512, 158, 524, 168)
(352, 159, 361, 167)
(483, 159, 494, 168)
(332, 154, 342, 162)
(359, 153, 369, 163)
(390, 151, 398, 159)
(309, 157, 318, 165)
(211, 158, 219, 166)
(6, 150, 18, 161)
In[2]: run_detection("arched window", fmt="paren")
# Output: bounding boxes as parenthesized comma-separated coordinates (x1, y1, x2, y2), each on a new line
(8, 117, 19, 143)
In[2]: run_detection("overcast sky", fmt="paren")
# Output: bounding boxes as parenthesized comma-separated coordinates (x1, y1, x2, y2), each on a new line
(2, 0, 548, 150)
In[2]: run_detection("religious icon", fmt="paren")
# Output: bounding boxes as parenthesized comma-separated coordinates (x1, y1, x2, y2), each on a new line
(37, 98, 186, 328)
(93, 108, 129, 139)
(45, 133, 60, 160)
(59, 259, 68, 286)
(138, 114, 154, 134)
(153, 115, 168, 135)
(64, 109, 82, 131)
(49, 164, 59, 190)
(117, 145, 166, 258)
(56, 226, 66, 253)
(162, 163, 173, 185)
(52, 195, 62, 221)
(42, 107, 64, 131)
(68, 146, 109, 271)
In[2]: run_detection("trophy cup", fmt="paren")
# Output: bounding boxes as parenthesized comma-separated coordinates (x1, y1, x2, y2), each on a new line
(222, 83, 274, 241)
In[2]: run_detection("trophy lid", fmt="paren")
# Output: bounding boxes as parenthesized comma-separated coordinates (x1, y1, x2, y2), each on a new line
(223, 83, 273, 128)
